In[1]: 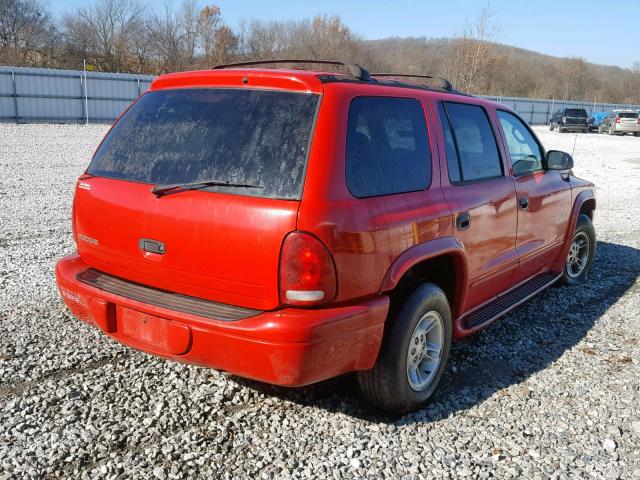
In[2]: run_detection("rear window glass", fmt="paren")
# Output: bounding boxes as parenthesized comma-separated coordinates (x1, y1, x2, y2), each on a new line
(345, 96, 431, 198)
(87, 88, 319, 200)
(618, 112, 638, 119)
(566, 109, 588, 117)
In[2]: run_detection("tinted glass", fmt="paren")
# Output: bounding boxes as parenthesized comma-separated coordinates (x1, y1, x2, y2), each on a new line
(566, 109, 587, 117)
(444, 102, 502, 182)
(497, 111, 543, 176)
(346, 97, 431, 197)
(618, 112, 638, 119)
(437, 102, 461, 183)
(88, 88, 319, 200)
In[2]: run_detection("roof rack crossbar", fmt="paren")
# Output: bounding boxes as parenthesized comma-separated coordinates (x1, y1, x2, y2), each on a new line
(212, 59, 371, 81)
(371, 73, 454, 92)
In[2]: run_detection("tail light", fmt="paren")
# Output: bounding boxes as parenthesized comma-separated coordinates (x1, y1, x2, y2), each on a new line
(279, 232, 337, 306)
(615, 117, 620, 123)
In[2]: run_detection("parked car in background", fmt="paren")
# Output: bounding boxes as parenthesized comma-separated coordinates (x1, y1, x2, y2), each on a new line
(55, 61, 597, 414)
(587, 112, 609, 132)
(599, 110, 640, 136)
(549, 108, 589, 133)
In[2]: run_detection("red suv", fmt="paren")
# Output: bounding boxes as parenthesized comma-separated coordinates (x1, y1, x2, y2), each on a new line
(55, 60, 596, 413)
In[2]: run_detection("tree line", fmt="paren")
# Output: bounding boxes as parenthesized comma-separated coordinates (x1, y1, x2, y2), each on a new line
(2, 0, 640, 104)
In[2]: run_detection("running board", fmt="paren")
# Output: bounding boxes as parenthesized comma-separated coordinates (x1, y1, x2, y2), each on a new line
(462, 271, 560, 331)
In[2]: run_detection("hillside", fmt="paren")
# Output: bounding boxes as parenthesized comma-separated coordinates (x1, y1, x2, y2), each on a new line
(360, 37, 639, 103)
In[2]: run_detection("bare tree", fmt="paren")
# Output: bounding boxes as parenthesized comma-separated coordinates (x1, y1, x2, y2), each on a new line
(150, 0, 208, 72)
(0, 0, 57, 66)
(197, 5, 236, 66)
(63, 0, 146, 72)
(239, 15, 362, 67)
(557, 57, 591, 100)
(442, 5, 500, 93)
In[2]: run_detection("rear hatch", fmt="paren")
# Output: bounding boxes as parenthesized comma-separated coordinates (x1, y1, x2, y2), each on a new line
(564, 109, 588, 126)
(74, 86, 319, 311)
(617, 111, 639, 128)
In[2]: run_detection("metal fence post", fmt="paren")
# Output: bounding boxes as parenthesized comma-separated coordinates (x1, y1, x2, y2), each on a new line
(84, 67, 89, 124)
(80, 74, 86, 123)
(11, 70, 18, 124)
(530, 101, 535, 124)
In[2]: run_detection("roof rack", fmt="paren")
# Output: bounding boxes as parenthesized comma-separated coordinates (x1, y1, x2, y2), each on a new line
(212, 59, 371, 81)
(371, 73, 455, 92)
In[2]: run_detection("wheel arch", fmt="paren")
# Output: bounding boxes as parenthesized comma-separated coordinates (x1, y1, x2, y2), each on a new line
(556, 189, 596, 269)
(379, 237, 469, 318)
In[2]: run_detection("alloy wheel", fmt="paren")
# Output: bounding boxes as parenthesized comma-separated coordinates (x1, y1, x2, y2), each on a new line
(566, 231, 590, 278)
(406, 311, 445, 391)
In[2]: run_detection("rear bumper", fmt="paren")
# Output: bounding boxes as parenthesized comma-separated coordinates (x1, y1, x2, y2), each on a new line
(560, 123, 587, 131)
(614, 124, 640, 133)
(56, 254, 389, 386)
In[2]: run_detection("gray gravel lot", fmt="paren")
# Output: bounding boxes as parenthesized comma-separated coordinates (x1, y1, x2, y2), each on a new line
(0, 123, 639, 479)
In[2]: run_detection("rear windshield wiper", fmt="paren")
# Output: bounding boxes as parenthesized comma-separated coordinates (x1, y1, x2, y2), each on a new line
(151, 179, 264, 197)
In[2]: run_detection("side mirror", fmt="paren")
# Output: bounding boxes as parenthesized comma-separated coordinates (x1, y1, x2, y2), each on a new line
(546, 150, 574, 170)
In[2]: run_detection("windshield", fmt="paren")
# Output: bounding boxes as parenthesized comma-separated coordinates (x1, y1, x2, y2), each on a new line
(566, 109, 587, 117)
(87, 88, 319, 200)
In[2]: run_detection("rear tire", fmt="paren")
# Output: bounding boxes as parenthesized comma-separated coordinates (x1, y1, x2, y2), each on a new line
(358, 284, 452, 414)
(549, 123, 554, 131)
(560, 214, 596, 286)
(557, 123, 563, 133)
(609, 125, 615, 135)
(634, 132, 640, 137)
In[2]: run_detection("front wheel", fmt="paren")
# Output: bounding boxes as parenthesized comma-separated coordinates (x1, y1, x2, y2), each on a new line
(560, 214, 596, 285)
(358, 284, 452, 414)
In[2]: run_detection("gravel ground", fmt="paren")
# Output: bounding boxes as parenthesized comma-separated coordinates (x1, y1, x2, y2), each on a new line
(0, 123, 639, 479)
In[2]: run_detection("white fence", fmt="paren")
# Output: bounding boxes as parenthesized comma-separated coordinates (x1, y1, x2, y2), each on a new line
(0, 66, 153, 123)
(1, 65, 639, 124)
(482, 95, 640, 125)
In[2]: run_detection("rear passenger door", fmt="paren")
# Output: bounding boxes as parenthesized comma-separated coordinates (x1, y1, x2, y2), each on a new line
(495, 110, 571, 280)
(436, 101, 518, 311)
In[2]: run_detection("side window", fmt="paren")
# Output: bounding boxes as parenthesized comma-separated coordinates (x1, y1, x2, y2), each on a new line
(437, 102, 461, 183)
(442, 102, 503, 182)
(346, 97, 431, 198)
(496, 110, 544, 176)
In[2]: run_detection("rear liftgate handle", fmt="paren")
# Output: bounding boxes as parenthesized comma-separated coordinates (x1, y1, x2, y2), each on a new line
(519, 196, 529, 210)
(456, 212, 471, 231)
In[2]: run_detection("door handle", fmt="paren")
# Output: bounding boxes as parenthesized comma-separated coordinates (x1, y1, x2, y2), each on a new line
(519, 196, 529, 210)
(456, 212, 471, 231)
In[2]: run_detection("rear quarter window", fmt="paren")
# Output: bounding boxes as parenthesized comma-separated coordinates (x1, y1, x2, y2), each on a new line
(88, 88, 319, 200)
(345, 96, 431, 198)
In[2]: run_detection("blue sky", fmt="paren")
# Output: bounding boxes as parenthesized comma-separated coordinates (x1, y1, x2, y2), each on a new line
(46, 0, 640, 69)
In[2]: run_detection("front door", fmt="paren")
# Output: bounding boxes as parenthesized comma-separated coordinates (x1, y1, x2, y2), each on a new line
(495, 110, 572, 281)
